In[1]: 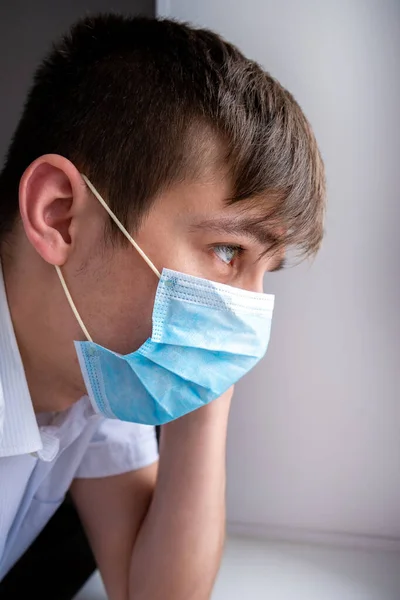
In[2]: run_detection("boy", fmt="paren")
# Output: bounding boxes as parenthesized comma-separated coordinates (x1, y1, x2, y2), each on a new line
(0, 13, 325, 600)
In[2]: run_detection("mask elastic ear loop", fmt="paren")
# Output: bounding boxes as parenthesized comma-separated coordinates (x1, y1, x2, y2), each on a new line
(81, 174, 161, 279)
(55, 265, 93, 343)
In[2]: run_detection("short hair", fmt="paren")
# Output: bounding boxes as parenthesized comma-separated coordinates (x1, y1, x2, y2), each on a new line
(0, 13, 325, 258)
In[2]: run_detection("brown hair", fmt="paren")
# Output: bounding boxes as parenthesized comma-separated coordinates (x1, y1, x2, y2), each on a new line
(0, 14, 325, 258)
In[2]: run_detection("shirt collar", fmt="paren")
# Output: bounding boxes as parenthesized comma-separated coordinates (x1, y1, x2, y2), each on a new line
(0, 261, 43, 458)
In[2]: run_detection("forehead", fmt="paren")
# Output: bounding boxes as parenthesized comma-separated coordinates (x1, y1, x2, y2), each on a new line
(154, 173, 278, 223)
(157, 124, 280, 224)
(149, 175, 283, 254)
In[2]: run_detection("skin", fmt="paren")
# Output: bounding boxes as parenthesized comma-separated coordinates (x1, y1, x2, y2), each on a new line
(1, 153, 283, 600)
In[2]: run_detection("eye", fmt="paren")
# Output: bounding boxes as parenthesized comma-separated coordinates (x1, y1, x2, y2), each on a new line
(213, 244, 243, 265)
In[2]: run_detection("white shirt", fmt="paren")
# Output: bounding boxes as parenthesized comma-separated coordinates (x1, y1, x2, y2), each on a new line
(0, 263, 159, 580)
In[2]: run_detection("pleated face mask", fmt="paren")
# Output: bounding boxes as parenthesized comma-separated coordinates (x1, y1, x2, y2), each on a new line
(55, 175, 275, 425)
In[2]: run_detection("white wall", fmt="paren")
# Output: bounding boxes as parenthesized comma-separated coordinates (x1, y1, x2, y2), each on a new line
(158, 0, 400, 545)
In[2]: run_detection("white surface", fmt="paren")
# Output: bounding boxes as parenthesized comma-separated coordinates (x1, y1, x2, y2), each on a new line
(74, 536, 400, 600)
(159, 0, 400, 542)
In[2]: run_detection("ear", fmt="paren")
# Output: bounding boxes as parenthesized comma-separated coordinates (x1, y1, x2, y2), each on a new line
(19, 155, 86, 266)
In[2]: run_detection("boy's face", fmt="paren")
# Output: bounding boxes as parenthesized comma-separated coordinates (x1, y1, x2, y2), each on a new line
(9, 155, 283, 403)
(70, 174, 283, 356)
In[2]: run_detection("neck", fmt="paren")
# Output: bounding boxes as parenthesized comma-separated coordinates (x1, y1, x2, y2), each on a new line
(1, 247, 86, 414)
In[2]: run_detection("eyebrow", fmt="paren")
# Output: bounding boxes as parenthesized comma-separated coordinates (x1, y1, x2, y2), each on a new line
(190, 216, 282, 254)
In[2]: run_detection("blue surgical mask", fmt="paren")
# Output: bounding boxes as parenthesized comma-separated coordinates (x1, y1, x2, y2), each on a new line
(55, 175, 275, 425)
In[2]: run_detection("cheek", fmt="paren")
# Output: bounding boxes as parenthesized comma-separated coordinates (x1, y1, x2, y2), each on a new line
(75, 252, 157, 354)
(136, 222, 206, 277)
(102, 291, 154, 354)
(158, 244, 217, 279)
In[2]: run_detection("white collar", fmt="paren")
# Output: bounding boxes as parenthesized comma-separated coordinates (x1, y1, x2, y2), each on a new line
(0, 262, 43, 458)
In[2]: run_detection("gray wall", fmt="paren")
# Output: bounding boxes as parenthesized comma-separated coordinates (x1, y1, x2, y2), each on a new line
(0, 0, 154, 165)
(160, 0, 400, 547)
